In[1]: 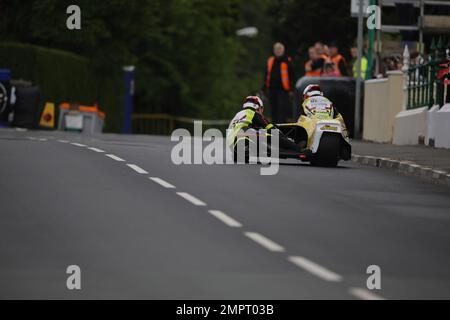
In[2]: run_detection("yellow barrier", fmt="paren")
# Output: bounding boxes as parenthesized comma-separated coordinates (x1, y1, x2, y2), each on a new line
(39, 102, 56, 128)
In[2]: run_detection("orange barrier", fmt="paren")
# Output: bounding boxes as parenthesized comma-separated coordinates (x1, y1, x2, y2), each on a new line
(59, 103, 106, 119)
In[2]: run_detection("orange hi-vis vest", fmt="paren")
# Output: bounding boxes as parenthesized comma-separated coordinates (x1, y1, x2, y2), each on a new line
(266, 56, 291, 91)
(327, 54, 346, 77)
(305, 60, 321, 77)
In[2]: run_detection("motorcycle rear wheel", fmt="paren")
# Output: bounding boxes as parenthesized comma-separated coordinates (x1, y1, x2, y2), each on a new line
(311, 133, 341, 167)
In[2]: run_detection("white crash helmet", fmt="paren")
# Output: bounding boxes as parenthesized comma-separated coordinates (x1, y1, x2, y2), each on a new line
(243, 96, 264, 110)
(303, 84, 323, 100)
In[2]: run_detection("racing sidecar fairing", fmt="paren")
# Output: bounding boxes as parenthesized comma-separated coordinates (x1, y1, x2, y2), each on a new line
(278, 116, 352, 167)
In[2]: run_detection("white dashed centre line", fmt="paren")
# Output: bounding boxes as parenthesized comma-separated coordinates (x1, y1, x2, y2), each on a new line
(288, 256, 342, 282)
(209, 210, 242, 228)
(60, 137, 359, 294)
(245, 232, 285, 252)
(127, 164, 148, 174)
(150, 177, 176, 189)
(176, 192, 207, 206)
(105, 154, 125, 162)
(349, 288, 385, 300)
(71, 143, 86, 147)
(88, 147, 105, 153)
(39, 138, 48, 142)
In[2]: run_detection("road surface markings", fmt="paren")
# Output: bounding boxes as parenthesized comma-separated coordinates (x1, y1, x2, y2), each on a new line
(127, 164, 148, 174)
(28, 137, 47, 142)
(349, 288, 385, 300)
(71, 143, 86, 147)
(58, 141, 362, 294)
(209, 210, 242, 228)
(105, 154, 125, 162)
(245, 232, 285, 252)
(176, 192, 207, 206)
(88, 147, 105, 153)
(150, 177, 176, 189)
(288, 256, 342, 282)
(50, 141, 379, 298)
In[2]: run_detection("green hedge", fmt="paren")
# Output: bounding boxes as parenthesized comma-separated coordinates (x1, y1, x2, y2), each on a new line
(0, 42, 122, 132)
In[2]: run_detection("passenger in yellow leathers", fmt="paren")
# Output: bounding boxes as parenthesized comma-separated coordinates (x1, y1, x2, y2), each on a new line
(301, 84, 348, 138)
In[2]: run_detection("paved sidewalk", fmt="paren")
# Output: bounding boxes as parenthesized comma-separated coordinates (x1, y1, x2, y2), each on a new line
(352, 140, 450, 186)
(352, 141, 450, 173)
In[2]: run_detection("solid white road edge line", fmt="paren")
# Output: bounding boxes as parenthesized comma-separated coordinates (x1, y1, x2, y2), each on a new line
(176, 192, 207, 206)
(209, 210, 242, 228)
(349, 287, 385, 300)
(244, 232, 285, 252)
(149, 177, 176, 189)
(288, 256, 343, 282)
(127, 164, 148, 174)
(71, 143, 86, 147)
(88, 147, 105, 153)
(105, 154, 125, 162)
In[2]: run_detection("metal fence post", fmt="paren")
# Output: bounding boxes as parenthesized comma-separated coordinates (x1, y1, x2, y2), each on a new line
(122, 66, 135, 134)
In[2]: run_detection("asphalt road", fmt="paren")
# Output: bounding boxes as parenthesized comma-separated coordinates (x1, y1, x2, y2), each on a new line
(1, 129, 450, 300)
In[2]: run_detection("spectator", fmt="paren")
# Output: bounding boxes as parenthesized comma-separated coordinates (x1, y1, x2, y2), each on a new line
(386, 55, 402, 72)
(314, 41, 329, 58)
(308, 42, 329, 76)
(322, 61, 340, 77)
(350, 46, 368, 80)
(263, 42, 295, 123)
(304, 46, 321, 77)
(377, 55, 403, 78)
(324, 42, 349, 77)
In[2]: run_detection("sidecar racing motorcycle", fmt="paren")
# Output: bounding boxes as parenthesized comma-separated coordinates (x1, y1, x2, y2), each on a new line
(229, 94, 352, 167)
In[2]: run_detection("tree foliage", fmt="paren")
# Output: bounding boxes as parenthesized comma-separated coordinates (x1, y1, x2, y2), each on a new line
(0, 0, 356, 121)
(270, 0, 357, 76)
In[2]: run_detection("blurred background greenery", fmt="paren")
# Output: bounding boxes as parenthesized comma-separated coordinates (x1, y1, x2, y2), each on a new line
(0, 0, 356, 132)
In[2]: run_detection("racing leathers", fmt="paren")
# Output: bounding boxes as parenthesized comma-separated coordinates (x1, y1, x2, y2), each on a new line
(301, 95, 349, 138)
(227, 107, 303, 153)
